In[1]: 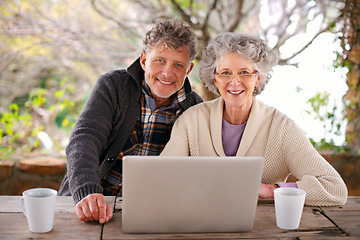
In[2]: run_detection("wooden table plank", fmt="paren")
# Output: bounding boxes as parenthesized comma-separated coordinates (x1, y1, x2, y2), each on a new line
(250, 201, 344, 238)
(0, 196, 22, 213)
(102, 198, 341, 239)
(317, 196, 360, 237)
(300, 237, 360, 240)
(1, 196, 358, 239)
(0, 196, 116, 240)
(0, 196, 116, 213)
(0, 212, 102, 240)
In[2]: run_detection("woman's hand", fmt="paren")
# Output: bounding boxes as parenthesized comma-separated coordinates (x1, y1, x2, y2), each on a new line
(75, 193, 113, 224)
(259, 183, 277, 199)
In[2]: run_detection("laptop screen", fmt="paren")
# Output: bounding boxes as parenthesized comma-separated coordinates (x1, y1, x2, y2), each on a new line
(122, 156, 264, 233)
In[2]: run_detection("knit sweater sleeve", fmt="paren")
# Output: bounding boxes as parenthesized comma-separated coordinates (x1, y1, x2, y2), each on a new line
(65, 72, 121, 203)
(279, 114, 348, 206)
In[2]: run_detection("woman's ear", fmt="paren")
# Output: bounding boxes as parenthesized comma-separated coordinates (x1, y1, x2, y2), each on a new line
(213, 78, 219, 89)
(255, 74, 262, 88)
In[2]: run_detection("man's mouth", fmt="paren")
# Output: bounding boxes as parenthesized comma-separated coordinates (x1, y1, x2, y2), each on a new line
(228, 90, 244, 95)
(157, 78, 173, 85)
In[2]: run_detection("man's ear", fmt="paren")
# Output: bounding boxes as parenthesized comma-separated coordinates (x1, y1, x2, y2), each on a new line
(186, 62, 194, 75)
(140, 51, 147, 71)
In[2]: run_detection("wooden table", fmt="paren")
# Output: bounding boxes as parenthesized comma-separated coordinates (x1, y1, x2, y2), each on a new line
(0, 196, 359, 239)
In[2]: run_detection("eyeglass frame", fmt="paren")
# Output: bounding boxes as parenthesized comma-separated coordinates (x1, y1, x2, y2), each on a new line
(213, 69, 259, 83)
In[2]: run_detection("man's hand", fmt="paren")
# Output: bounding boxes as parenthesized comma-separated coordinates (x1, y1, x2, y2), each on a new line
(258, 183, 277, 199)
(75, 193, 113, 224)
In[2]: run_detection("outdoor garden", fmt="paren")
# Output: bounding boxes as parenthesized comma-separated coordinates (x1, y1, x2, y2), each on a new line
(0, 0, 359, 195)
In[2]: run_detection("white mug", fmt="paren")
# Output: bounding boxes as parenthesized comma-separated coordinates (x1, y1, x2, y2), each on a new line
(21, 188, 57, 233)
(274, 187, 306, 230)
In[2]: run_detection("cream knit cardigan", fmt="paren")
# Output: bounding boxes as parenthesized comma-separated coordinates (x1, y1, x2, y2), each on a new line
(161, 97, 348, 206)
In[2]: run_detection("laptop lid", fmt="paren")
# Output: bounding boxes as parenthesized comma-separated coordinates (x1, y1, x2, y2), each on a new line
(122, 156, 264, 233)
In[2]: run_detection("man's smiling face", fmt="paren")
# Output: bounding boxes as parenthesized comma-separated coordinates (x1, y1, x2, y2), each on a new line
(140, 44, 193, 103)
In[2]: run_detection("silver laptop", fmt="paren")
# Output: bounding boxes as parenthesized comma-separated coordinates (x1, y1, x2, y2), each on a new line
(122, 156, 264, 233)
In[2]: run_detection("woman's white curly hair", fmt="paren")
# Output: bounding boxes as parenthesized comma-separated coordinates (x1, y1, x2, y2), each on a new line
(199, 32, 279, 95)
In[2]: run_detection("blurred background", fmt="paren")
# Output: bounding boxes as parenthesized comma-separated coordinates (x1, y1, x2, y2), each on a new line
(0, 0, 359, 159)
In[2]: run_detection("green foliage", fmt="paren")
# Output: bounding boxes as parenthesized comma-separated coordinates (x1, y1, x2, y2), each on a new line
(0, 76, 80, 159)
(0, 104, 43, 159)
(305, 91, 347, 154)
(53, 77, 78, 130)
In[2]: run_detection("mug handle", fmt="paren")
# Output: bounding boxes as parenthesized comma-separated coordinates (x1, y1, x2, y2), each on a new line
(20, 196, 27, 218)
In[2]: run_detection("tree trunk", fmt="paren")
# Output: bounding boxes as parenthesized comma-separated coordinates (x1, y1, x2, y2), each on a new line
(344, 0, 360, 154)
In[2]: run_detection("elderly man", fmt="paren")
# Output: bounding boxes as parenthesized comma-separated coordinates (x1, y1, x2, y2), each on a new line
(58, 19, 203, 223)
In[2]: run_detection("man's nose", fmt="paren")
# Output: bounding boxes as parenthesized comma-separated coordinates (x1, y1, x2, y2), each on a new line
(162, 63, 175, 78)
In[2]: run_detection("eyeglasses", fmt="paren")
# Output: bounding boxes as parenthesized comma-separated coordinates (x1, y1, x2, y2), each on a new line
(214, 70, 259, 83)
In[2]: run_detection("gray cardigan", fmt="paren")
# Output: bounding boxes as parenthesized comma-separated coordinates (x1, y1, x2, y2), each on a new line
(58, 58, 203, 203)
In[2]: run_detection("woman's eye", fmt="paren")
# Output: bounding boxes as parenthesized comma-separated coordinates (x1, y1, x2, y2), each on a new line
(240, 70, 250, 75)
(221, 71, 231, 75)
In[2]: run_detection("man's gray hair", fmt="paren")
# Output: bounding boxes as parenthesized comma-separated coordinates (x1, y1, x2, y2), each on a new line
(199, 32, 279, 95)
(143, 19, 197, 63)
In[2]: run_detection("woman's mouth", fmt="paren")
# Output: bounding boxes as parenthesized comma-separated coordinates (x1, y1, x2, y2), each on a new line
(228, 90, 244, 95)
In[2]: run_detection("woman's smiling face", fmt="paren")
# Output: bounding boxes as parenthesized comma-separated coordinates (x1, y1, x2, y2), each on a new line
(214, 52, 260, 114)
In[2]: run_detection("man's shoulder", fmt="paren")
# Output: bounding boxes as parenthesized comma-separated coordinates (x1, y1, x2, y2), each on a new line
(185, 90, 203, 104)
(179, 83, 203, 110)
(96, 69, 141, 92)
(99, 69, 132, 82)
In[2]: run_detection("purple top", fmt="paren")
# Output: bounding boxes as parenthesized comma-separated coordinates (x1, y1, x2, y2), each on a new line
(277, 182, 298, 188)
(222, 119, 246, 156)
(221, 118, 298, 188)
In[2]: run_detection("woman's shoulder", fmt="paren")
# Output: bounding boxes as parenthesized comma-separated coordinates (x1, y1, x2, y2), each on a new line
(181, 97, 221, 115)
(254, 98, 296, 126)
(254, 99, 305, 142)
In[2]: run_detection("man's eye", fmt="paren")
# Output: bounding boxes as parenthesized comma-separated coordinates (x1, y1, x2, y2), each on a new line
(155, 59, 164, 63)
(175, 63, 184, 68)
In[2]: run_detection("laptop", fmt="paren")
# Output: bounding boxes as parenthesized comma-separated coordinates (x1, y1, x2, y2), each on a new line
(122, 156, 264, 233)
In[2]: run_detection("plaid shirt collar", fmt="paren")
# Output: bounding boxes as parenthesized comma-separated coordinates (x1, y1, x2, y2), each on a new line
(142, 78, 186, 111)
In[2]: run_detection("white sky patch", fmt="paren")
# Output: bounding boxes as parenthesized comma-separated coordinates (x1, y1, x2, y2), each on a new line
(258, 33, 348, 145)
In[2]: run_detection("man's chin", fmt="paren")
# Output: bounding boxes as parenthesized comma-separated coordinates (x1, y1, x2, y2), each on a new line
(152, 89, 176, 99)
(153, 92, 172, 99)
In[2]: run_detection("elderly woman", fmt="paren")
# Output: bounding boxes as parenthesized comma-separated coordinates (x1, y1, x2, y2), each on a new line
(161, 32, 348, 206)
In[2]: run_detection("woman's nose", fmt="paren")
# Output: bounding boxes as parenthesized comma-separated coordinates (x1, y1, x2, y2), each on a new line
(229, 76, 242, 85)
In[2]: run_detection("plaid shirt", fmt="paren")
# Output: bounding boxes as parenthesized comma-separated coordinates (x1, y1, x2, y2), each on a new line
(101, 81, 186, 196)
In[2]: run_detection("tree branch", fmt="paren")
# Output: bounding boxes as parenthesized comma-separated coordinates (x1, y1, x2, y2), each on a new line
(170, 0, 194, 27)
(90, 0, 127, 28)
(227, 0, 244, 32)
(202, 0, 218, 31)
(279, 13, 343, 65)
